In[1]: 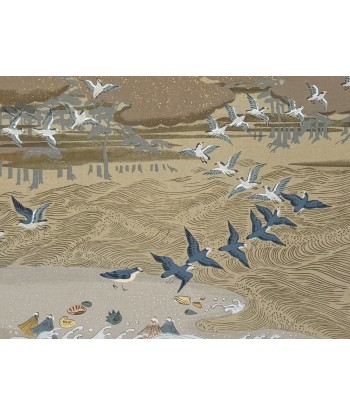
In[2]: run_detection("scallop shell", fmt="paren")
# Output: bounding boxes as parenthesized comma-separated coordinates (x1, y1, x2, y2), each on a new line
(59, 316, 76, 328)
(192, 301, 202, 309)
(174, 296, 191, 305)
(67, 304, 87, 315)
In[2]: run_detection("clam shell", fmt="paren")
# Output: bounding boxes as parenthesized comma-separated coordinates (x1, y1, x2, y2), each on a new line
(67, 304, 87, 315)
(59, 316, 76, 328)
(192, 301, 202, 309)
(81, 301, 92, 308)
(174, 296, 191, 305)
(185, 309, 197, 315)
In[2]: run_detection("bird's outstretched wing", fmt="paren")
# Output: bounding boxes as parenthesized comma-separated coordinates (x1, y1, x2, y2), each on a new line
(184, 228, 200, 257)
(32, 204, 49, 223)
(229, 248, 250, 268)
(227, 221, 239, 244)
(257, 113, 269, 124)
(44, 135, 57, 148)
(320, 98, 328, 110)
(226, 152, 241, 169)
(203, 145, 220, 155)
(285, 97, 296, 112)
(297, 112, 304, 124)
(9, 112, 22, 128)
(250, 210, 262, 233)
(8, 134, 23, 147)
(82, 118, 99, 126)
(259, 230, 285, 246)
(228, 184, 245, 198)
(42, 109, 54, 130)
(198, 256, 223, 269)
(101, 83, 120, 93)
(218, 132, 232, 145)
(224, 103, 237, 121)
(307, 82, 318, 97)
(204, 168, 223, 176)
(206, 114, 218, 130)
(247, 94, 259, 110)
(273, 177, 291, 195)
(247, 193, 270, 201)
(280, 193, 302, 207)
(179, 149, 196, 157)
(305, 200, 330, 209)
(240, 121, 249, 131)
(274, 216, 297, 227)
(11, 196, 33, 220)
(84, 80, 96, 91)
(256, 205, 273, 222)
(247, 164, 265, 183)
(151, 253, 177, 271)
(64, 103, 78, 122)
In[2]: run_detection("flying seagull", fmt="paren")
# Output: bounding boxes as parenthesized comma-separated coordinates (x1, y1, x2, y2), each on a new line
(33, 109, 58, 148)
(255, 205, 296, 228)
(84, 79, 120, 99)
(205, 114, 232, 144)
(341, 77, 350, 90)
(228, 164, 265, 198)
(306, 82, 328, 110)
(184, 227, 223, 269)
(284, 97, 305, 125)
(100, 267, 144, 290)
(218, 222, 249, 268)
(248, 177, 291, 203)
(64, 103, 99, 129)
(224, 103, 249, 131)
(2, 112, 24, 147)
(246, 94, 269, 125)
(280, 191, 330, 215)
(11, 196, 49, 228)
(179, 142, 219, 163)
(204, 151, 241, 176)
(246, 210, 285, 246)
(150, 253, 195, 293)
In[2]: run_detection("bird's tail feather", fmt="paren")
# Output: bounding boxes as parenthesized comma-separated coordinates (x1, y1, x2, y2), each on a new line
(177, 280, 188, 293)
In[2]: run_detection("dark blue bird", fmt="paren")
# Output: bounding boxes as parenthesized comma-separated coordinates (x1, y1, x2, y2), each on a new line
(100, 267, 143, 290)
(255, 205, 297, 228)
(246, 210, 285, 246)
(280, 191, 330, 214)
(151, 253, 195, 293)
(31, 314, 54, 336)
(218, 222, 250, 268)
(11, 196, 49, 227)
(184, 227, 223, 269)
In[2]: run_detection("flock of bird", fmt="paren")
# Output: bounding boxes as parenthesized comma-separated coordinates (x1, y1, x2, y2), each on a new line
(0, 78, 120, 148)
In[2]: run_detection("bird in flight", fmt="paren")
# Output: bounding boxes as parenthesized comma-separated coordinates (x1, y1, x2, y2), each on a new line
(64, 103, 99, 129)
(246, 94, 269, 125)
(246, 210, 285, 246)
(281, 191, 330, 215)
(179, 142, 219, 163)
(284, 97, 305, 125)
(255, 205, 296, 228)
(84, 78, 121, 99)
(205, 114, 232, 144)
(2, 111, 24, 147)
(228, 164, 265, 198)
(341, 77, 350, 90)
(218, 222, 250, 268)
(33, 109, 58, 149)
(224, 103, 249, 131)
(204, 152, 241, 176)
(306, 82, 328, 110)
(248, 177, 291, 203)
(11, 196, 50, 228)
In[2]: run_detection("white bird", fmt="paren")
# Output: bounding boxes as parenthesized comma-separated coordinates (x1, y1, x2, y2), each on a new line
(224, 103, 249, 131)
(306, 82, 328, 110)
(248, 177, 291, 203)
(64, 103, 99, 129)
(33, 109, 58, 148)
(84, 78, 120, 99)
(179, 142, 220, 163)
(246, 94, 269, 125)
(341, 76, 350, 90)
(205, 114, 232, 144)
(228, 164, 265, 198)
(284, 97, 305, 124)
(204, 151, 241, 176)
(2, 112, 24, 147)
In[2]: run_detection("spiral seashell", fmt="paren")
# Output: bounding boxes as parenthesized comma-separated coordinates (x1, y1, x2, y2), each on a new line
(174, 296, 191, 305)
(67, 304, 87, 315)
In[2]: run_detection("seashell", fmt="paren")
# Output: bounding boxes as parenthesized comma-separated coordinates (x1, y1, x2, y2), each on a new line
(174, 296, 191, 305)
(192, 301, 202, 309)
(185, 309, 197, 315)
(81, 301, 92, 308)
(106, 310, 122, 325)
(200, 296, 205, 301)
(67, 304, 87, 315)
(59, 316, 76, 329)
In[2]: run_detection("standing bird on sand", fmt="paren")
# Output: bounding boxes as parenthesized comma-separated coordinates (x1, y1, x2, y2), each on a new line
(248, 177, 291, 203)
(150, 253, 195, 293)
(11, 196, 50, 228)
(205, 114, 232, 144)
(224, 103, 249, 131)
(2, 111, 25, 147)
(100, 267, 144, 290)
(228, 164, 265, 198)
(34, 109, 58, 148)
(306, 82, 328, 110)
(284, 97, 305, 125)
(18, 312, 39, 337)
(255, 205, 296, 228)
(246, 94, 269, 125)
(247, 210, 285, 246)
(184, 227, 223, 269)
(218, 222, 250, 268)
(280, 191, 330, 215)
(84, 78, 120, 99)
(179, 142, 219, 163)
(204, 151, 241, 176)
(341, 77, 350, 90)
(64, 103, 99, 129)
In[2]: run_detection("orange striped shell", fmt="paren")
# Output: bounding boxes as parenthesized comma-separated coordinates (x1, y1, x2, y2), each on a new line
(67, 304, 87, 315)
